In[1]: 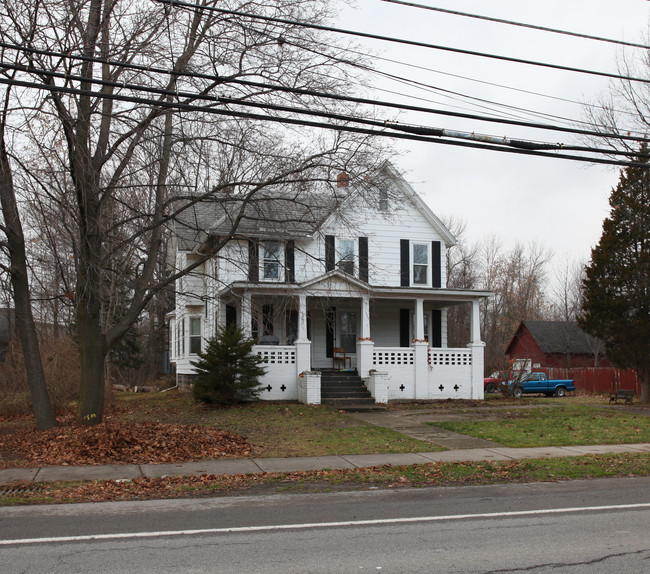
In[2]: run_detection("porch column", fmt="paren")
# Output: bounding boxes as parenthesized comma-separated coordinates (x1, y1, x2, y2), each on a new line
(470, 299, 482, 343)
(413, 341, 429, 399)
(295, 292, 311, 376)
(297, 293, 308, 341)
(360, 295, 370, 338)
(241, 291, 252, 337)
(357, 294, 374, 378)
(468, 299, 486, 399)
(414, 297, 425, 340)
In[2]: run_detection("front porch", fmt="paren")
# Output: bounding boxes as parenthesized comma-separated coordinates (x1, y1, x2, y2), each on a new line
(216, 270, 489, 404)
(252, 341, 484, 404)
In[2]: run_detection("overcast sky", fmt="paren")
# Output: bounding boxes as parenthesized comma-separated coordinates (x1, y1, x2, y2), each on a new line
(335, 0, 650, 277)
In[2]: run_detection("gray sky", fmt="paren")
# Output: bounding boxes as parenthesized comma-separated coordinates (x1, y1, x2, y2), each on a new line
(336, 0, 650, 273)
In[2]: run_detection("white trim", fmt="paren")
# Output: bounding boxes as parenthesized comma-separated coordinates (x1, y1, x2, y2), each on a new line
(188, 315, 202, 356)
(260, 240, 284, 282)
(410, 241, 431, 287)
(336, 237, 357, 277)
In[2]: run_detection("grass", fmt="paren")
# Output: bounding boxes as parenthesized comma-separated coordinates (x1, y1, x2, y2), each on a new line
(1, 392, 649, 505)
(113, 392, 438, 457)
(429, 404, 650, 447)
(2, 452, 648, 505)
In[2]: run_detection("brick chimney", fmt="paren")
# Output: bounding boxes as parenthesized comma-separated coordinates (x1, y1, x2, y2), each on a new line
(336, 172, 349, 188)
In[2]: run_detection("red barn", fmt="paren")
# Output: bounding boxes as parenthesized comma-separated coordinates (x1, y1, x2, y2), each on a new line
(505, 320, 611, 369)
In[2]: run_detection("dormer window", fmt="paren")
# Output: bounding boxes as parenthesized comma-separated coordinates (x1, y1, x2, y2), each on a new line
(262, 241, 282, 280)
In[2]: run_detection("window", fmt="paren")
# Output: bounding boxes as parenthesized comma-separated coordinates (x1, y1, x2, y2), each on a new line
(337, 239, 355, 276)
(262, 241, 282, 280)
(378, 188, 388, 211)
(189, 317, 201, 354)
(340, 311, 357, 354)
(412, 243, 429, 285)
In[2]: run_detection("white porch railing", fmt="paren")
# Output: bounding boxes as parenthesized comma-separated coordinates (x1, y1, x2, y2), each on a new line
(370, 346, 478, 400)
(251, 343, 483, 403)
(255, 345, 296, 365)
(254, 345, 298, 400)
(426, 348, 473, 399)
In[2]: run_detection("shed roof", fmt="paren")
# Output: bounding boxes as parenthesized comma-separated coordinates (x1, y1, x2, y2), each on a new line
(506, 320, 603, 356)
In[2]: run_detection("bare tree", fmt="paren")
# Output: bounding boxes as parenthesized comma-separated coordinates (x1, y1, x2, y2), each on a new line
(0, 0, 386, 424)
(479, 237, 551, 370)
(443, 215, 479, 347)
(0, 87, 56, 429)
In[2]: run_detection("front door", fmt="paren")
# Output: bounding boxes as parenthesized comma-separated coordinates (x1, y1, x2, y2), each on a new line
(340, 311, 357, 355)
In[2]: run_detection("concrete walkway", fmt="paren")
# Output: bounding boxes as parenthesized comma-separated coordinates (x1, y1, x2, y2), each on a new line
(1, 443, 649, 486)
(347, 410, 504, 449)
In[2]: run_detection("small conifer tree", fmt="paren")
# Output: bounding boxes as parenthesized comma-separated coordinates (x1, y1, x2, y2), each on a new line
(191, 324, 266, 405)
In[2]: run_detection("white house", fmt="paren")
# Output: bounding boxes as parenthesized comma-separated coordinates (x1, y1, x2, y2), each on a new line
(168, 163, 491, 404)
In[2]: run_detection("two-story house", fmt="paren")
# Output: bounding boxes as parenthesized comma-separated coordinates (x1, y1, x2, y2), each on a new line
(168, 163, 490, 404)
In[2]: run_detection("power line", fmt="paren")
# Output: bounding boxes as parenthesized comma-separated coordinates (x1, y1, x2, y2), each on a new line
(382, 0, 650, 50)
(336, 43, 639, 125)
(156, 0, 650, 85)
(241, 19, 644, 135)
(0, 71, 645, 168)
(2, 40, 645, 144)
(3, 58, 648, 157)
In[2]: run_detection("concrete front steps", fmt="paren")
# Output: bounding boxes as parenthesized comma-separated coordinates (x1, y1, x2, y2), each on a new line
(320, 369, 383, 410)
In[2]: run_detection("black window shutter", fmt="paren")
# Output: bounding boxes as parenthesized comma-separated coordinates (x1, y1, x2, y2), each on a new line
(325, 235, 335, 272)
(359, 236, 369, 282)
(285, 240, 295, 283)
(432, 241, 441, 288)
(326, 307, 336, 357)
(248, 239, 259, 282)
(399, 308, 410, 347)
(431, 309, 442, 347)
(400, 239, 410, 286)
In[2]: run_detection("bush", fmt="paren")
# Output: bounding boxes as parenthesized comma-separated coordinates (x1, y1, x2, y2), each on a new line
(191, 325, 266, 406)
(0, 336, 80, 416)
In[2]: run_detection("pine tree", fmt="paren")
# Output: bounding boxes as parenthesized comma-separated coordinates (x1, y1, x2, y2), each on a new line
(191, 324, 266, 406)
(579, 149, 650, 403)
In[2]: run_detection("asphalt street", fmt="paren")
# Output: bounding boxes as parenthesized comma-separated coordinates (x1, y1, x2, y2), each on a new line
(1, 476, 649, 573)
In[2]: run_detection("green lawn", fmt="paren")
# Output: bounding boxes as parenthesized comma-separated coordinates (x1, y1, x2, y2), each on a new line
(114, 392, 439, 457)
(429, 405, 650, 447)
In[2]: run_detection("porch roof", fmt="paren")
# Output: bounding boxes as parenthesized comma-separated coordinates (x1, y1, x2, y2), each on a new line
(220, 270, 491, 305)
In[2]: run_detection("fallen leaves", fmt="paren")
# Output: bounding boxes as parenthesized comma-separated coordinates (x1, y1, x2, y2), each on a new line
(0, 421, 257, 468)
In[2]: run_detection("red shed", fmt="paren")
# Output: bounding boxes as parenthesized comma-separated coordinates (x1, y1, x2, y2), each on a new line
(505, 320, 611, 369)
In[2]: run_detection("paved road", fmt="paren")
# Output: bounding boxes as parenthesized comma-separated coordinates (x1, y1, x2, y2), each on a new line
(1, 476, 649, 573)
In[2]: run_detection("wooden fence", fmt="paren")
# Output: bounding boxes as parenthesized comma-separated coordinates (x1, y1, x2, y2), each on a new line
(538, 367, 641, 394)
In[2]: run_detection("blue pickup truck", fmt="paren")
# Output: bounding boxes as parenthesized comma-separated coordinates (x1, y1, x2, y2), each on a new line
(507, 372, 575, 398)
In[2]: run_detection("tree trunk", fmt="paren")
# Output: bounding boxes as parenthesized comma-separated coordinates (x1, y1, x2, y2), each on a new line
(0, 132, 56, 430)
(76, 290, 106, 425)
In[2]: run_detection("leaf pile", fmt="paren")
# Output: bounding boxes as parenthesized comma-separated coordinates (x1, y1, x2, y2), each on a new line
(0, 421, 257, 467)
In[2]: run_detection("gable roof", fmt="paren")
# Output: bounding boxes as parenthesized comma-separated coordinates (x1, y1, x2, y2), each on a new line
(174, 187, 349, 251)
(506, 320, 603, 356)
(174, 162, 455, 251)
(381, 163, 457, 247)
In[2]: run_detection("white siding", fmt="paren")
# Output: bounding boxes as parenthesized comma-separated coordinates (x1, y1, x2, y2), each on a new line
(300, 191, 448, 288)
